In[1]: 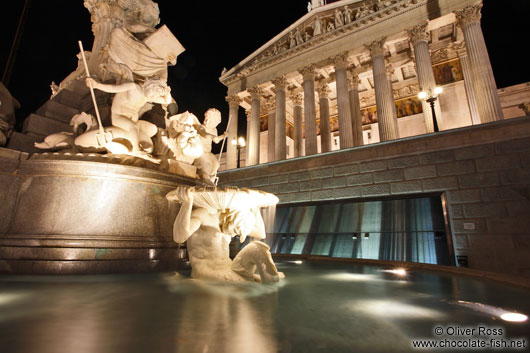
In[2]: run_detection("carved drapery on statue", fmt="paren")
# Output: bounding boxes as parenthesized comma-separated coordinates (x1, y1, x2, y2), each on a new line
(108, 25, 184, 81)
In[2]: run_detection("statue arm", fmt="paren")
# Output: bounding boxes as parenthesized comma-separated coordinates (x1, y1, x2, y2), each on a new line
(173, 199, 202, 244)
(86, 78, 137, 94)
(172, 188, 201, 243)
(212, 132, 227, 144)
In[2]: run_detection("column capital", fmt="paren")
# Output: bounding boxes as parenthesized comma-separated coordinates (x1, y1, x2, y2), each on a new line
(455, 3, 483, 28)
(332, 52, 350, 69)
(248, 86, 263, 100)
(299, 65, 317, 80)
(245, 109, 252, 119)
(407, 22, 429, 44)
(365, 37, 387, 57)
(316, 82, 331, 99)
(272, 75, 288, 90)
(290, 92, 303, 106)
(348, 74, 360, 91)
(226, 94, 242, 107)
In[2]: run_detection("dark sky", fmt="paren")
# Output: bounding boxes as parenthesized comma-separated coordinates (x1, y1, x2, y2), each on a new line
(1, 1, 529, 142)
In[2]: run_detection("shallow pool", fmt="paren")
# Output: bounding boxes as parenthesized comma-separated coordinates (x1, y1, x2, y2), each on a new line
(0, 261, 529, 353)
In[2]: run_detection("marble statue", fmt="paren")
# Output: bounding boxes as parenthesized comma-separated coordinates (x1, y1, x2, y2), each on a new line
(313, 16, 322, 36)
(289, 32, 296, 49)
(295, 27, 304, 46)
(156, 111, 203, 164)
(76, 76, 171, 155)
(344, 6, 353, 24)
(0, 83, 20, 146)
(334, 9, 344, 27)
(167, 186, 283, 283)
(34, 112, 99, 151)
(193, 108, 227, 184)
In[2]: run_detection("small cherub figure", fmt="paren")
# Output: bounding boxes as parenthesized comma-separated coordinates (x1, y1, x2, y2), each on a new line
(193, 108, 227, 183)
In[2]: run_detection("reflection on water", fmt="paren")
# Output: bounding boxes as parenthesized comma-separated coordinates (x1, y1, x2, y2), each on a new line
(0, 263, 529, 353)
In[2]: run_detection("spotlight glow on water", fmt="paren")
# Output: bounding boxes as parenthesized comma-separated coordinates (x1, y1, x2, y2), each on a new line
(324, 273, 378, 282)
(287, 260, 303, 265)
(455, 301, 528, 323)
(351, 299, 444, 319)
(500, 313, 528, 322)
(381, 268, 407, 277)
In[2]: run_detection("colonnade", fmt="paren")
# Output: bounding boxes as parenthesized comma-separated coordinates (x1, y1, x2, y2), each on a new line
(224, 4, 502, 169)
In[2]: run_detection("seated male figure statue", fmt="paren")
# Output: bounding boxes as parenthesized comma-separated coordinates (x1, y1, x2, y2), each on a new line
(78, 76, 172, 155)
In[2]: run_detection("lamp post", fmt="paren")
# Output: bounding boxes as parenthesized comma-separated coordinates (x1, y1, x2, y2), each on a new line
(418, 86, 443, 132)
(231, 137, 246, 168)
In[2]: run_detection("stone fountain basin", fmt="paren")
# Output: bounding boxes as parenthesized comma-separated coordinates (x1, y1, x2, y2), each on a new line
(0, 155, 202, 274)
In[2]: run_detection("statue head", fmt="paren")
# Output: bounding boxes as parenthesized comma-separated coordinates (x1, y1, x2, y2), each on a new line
(142, 76, 170, 102)
(221, 207, 266, 242)
(203, 108, 222, 128)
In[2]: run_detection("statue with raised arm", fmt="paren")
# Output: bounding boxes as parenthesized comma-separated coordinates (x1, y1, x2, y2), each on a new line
(76, 76, 172, 155)
(167, 186, 283, 283)
(193, 108, 227, 183)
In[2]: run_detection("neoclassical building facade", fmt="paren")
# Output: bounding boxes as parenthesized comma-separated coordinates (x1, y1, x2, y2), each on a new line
(219, 0, 526, 169)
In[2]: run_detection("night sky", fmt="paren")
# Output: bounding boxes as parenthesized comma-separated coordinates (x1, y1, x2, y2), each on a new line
(1, 1, 529, 146)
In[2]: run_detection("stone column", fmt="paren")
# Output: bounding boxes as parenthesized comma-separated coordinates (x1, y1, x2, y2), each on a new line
(225, 94, 241, 169)
(245, 109, 251, 166)
(348, 72, 364, 146)
(266, 99, 276, 163)
(247, 86, 262, 166)
(366, 38, 399, 141)
(386, 64, 400, 124)
(299, 65, 318, 155)
(316, 82, 332, 153)
(455, 3, 503, 123)
(273, 76, 288, 161)
(453, 41, 480, 125)
(407, 23, 443, 132)
(291, 92, 304, 157)
(334, 54, 355, 149)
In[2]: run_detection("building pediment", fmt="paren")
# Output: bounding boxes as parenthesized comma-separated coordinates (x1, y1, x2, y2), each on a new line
(220, 0, 425, 86)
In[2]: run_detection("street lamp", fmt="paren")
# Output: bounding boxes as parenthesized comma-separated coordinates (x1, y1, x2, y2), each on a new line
(418, 86, 443, 132)
(231, 136, 246, 168)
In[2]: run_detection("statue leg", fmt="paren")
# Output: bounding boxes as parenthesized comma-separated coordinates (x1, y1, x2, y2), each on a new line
(111, 115, 140, 152)
(138, 120, 158, 153)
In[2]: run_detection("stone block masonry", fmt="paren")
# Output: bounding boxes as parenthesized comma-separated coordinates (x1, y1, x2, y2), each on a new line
(219, 117, 530, 278)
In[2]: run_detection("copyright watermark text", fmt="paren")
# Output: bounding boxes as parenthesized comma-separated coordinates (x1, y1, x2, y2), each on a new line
(412, 325, 527, 350)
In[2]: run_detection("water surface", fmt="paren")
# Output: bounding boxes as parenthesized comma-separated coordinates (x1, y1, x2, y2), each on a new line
(1, 262, 528, 353)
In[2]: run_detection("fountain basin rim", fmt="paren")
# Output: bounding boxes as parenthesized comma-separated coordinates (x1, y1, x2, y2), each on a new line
(273, 254, 530, 289)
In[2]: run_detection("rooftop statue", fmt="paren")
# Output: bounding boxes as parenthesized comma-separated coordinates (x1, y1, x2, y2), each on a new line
(167, 186, 284, 283)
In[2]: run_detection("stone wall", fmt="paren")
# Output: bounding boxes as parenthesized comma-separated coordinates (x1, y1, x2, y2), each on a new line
(219, 117, 530, 278)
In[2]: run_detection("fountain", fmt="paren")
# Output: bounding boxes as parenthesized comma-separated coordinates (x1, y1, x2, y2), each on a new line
(0, 2, 529, 352)
(0, 0, 247, 275)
